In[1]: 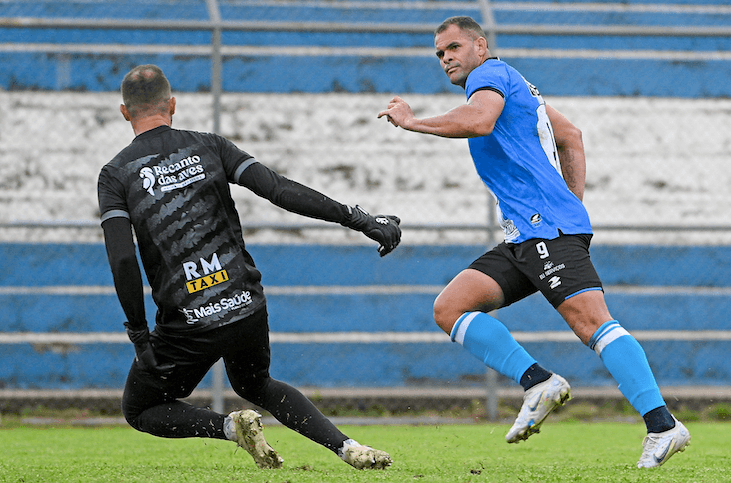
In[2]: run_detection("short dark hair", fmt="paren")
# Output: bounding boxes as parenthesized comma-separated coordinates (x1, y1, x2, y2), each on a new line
(121, 64, 172, 118)
(435, 16, 487, 43)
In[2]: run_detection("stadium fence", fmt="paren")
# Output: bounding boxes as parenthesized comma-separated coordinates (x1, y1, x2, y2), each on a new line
(1, 1, 730, 417)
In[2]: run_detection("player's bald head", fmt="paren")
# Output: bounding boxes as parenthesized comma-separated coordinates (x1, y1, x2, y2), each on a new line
(121, 64, 172, 118)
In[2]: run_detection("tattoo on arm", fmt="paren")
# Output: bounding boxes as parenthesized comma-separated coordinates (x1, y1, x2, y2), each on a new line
(558, 149, 584, 201)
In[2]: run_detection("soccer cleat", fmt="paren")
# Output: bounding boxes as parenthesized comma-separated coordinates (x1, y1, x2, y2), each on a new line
(637, 417, 691, 468)
(230, 409, 283, 469)
(506, 373, 571, 443)
(342, 445, 393, 469)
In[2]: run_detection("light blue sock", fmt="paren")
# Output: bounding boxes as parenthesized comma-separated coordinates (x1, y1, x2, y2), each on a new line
(588, 320, 665, 416)
(450, 312, 537, 384)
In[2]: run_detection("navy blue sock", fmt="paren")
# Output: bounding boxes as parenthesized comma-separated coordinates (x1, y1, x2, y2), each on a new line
(643, 406, 676, 433)
(519, 363, 552, 391)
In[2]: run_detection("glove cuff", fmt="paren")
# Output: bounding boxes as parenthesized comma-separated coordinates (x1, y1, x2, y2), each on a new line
(341, 205, 370, 231)
(124, 322, 150, 348)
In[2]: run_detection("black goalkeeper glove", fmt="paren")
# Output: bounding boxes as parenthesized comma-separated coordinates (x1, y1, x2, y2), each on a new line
(342, 205, 401, 257)
(125, 323, 175, 376)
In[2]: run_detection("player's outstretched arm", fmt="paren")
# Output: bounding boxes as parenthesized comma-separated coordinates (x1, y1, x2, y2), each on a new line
(238, 160, 401, 256)
(341, 205, 401, 257)
(377, 92, 503, 139)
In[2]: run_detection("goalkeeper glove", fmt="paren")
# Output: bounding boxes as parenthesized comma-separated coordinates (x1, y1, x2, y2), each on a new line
(125, 323, 175, 376)
(343, 205, 401, 257)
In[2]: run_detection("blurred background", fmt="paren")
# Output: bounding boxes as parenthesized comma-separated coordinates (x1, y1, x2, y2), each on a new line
(0, 0, 729, 419)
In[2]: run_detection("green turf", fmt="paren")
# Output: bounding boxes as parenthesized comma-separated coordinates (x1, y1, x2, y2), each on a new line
(0, 421, 727, 482)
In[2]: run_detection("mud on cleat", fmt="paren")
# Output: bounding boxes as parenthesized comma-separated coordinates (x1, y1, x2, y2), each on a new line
(230, 409, 283, 469)
(342, 443, 392, 469)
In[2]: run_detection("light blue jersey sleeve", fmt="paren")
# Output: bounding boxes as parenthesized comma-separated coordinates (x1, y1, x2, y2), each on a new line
(465, 59, 592, 243)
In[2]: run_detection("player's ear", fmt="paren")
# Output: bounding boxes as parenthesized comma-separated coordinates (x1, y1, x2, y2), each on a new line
(169, 97, 176, 116)
(476, 36, 488, 57)
(120, 104, 131, 121)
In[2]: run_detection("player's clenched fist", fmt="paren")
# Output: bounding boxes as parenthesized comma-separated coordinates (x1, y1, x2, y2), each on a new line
(342, 205, 401, 257)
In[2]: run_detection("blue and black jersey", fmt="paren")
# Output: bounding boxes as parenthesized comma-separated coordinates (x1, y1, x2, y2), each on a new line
(465, 58, 592, 243)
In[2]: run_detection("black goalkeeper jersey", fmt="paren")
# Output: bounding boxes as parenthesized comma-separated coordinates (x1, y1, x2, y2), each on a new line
(98, 125, 266, 333)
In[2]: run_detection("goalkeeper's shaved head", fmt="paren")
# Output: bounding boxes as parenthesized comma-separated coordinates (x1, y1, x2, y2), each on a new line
(121, 64, 172, 119)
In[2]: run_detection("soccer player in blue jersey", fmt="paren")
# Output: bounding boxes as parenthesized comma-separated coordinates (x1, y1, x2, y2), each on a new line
(378, 16, 689, 468)
(99, 65, 399, 470)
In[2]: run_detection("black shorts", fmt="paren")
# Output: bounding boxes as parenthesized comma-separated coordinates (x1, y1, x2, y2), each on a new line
(468, 233, 603, 309)
(122, 307, 272, 419)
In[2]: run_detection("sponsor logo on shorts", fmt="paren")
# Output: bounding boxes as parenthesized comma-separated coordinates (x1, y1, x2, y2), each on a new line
(530, 213, 542, 226)
(539, 262, 565, 281)
(548, 276, 562, 289)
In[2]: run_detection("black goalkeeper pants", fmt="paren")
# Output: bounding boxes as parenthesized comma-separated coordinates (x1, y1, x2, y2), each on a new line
(121, 307, 348, 454)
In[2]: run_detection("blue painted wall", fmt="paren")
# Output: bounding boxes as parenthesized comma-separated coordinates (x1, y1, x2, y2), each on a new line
(0, 1, 729, 96)
(1, 243, 729, 390)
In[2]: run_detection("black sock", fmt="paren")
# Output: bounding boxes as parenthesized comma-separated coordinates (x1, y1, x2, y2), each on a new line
(643, 406, 675, 433)
(251, 378, 349, 454)
(519, 363, 552, 391)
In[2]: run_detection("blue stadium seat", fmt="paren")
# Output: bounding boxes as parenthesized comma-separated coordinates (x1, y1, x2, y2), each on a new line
(1, 243, 730, 389)
(1, 0, 730, 95)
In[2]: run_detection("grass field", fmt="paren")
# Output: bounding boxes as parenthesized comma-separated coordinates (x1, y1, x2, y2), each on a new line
(1, 420, 727, 482)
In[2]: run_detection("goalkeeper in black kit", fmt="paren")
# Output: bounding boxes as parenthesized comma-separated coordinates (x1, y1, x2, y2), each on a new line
(97, 64, 399, 470)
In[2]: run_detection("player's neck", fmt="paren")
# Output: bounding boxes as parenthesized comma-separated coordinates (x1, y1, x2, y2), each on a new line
(131, 115, 172, 136)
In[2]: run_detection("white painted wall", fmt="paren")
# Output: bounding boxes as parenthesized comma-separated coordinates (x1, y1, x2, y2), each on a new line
(1, 92, 729, 244)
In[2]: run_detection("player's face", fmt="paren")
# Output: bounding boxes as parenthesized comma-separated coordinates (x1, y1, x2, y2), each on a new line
(435, 25, 485, 88)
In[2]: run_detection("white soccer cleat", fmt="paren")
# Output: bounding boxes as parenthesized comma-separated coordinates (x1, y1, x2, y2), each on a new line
(637, 417, 691, 468)
(342, 444, 393, 469)
(230, 409, 284, 469)
(506, 373, 571, 443)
